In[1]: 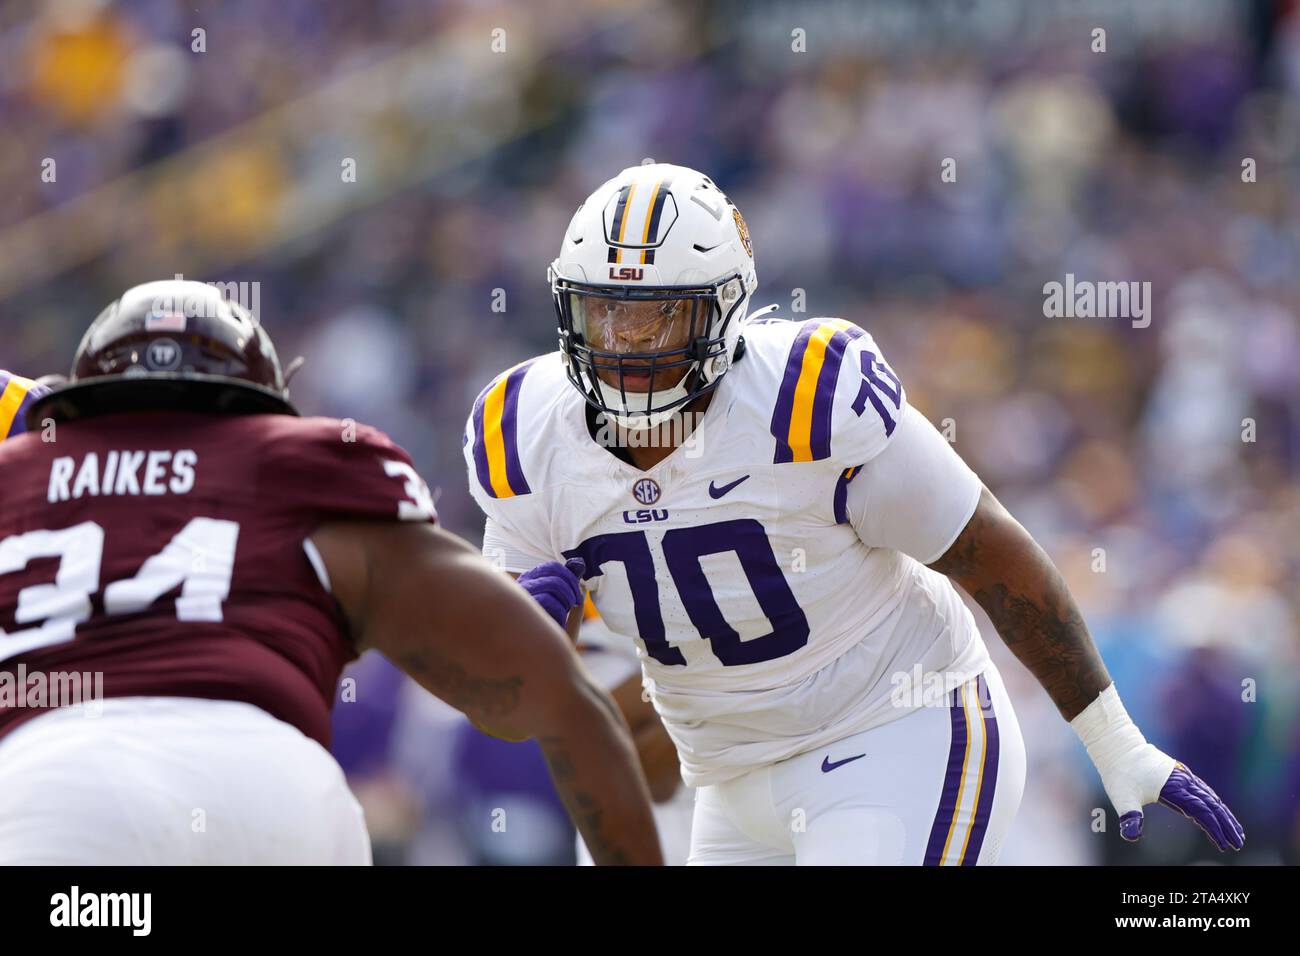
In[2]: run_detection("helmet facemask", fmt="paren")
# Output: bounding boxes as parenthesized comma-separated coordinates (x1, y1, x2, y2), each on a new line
(553, 269, 748, 431)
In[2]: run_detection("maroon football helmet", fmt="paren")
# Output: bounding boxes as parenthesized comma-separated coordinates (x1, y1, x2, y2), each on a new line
(27, 280, 300, 427)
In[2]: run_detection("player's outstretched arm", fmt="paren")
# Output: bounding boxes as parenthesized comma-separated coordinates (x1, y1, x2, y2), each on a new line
(311, 520, 664, 865)
(927, 485, 1111, 720)
(928, 486, 1245, 853)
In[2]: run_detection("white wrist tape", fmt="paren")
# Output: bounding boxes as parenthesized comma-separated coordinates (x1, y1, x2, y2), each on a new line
(1070, 683, 1174, 813)
(1070, 684, 1145, 771)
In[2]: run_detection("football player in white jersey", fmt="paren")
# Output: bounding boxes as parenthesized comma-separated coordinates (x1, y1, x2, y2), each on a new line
(464, 163, 1244, 865)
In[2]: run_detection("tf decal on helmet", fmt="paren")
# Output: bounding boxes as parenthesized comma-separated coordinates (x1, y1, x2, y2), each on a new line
(145, 337, 183, 371)
(733, 206, 753, 259)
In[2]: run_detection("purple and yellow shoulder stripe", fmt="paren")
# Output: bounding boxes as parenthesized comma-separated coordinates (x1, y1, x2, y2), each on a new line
(469, 359, 537, 499)
(0, 371, 49, 440)
(769, 319, 902, 463)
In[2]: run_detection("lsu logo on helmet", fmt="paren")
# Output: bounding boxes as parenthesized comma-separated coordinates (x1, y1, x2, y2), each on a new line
(733, 207, 753, 259)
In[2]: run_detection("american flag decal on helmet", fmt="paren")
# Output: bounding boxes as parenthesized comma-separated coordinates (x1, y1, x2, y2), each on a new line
(146, 310, 187, 332)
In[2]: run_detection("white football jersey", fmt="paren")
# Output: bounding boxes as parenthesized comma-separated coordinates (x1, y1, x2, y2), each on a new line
(464, 317, 992, 787)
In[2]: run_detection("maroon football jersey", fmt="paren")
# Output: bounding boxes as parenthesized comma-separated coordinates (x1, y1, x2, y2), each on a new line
(0, 410, 436, 746)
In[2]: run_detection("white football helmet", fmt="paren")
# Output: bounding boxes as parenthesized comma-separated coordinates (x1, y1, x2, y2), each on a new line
(549, 163, 759, 430)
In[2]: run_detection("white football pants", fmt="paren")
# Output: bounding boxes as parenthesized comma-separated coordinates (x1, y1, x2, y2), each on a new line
(688, 665, 1026, 865)
(0, 696, 372, 865)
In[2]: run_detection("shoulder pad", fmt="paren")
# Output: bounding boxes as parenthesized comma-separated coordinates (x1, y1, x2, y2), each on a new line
(765, 318, 905, 465)
(465, 355, 561, 500)
(0, 370, 50, 439)
(261, 415, 436, 523)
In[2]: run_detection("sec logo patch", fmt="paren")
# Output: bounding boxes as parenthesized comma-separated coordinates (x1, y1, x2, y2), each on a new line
(632, 477, 661, 505)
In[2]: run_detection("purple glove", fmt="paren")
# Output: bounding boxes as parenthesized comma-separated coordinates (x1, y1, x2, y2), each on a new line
(1115, 762, 1246, 851)
(1072, 685, 1245, 853)
(516, 558, 586, 630)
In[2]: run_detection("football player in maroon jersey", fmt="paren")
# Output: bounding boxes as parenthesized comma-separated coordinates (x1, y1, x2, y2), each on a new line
(0, 280, 661, 866)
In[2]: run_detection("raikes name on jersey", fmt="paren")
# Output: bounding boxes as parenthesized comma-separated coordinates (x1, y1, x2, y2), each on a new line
(48, 449, 199, 501)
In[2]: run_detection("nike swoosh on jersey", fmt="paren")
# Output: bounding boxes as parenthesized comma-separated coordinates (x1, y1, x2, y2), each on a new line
(821, 753, 866, 773)
(708, 475, 750, 499)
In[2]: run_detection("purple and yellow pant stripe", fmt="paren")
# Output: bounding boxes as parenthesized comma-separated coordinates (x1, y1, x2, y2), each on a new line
(0, 371, 47, 440)
(769, 319, 863, 463)
(470, 360, 535, 499)
(924, 673, 1001, 866)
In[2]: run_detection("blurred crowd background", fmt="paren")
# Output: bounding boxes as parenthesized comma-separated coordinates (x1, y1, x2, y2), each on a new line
(1, 0, 1297, 864)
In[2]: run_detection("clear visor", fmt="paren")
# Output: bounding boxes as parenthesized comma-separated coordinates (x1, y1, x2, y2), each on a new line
(569, 295, 699, 356)
(554, 273, 743, 417)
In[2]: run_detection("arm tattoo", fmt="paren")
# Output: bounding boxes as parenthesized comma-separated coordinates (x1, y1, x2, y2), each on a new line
(930, 490, 1111, 721)
(398, 649, 523, 719)
(539, 735, 631, 865)
(970, 580, 1106, 720)
(589, 678, 626, 727)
